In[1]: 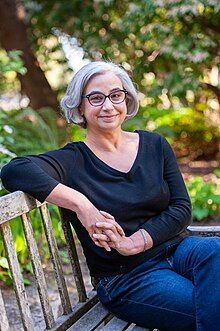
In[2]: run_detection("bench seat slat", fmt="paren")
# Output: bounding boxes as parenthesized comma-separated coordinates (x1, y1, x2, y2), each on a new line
(1, 222, 34, 331)
(40, 204, 72, 315)
(67, 302, 109, 331)
(21, 212, 55, 329)
(188, 225, 220, 234)
(129, 325, 152, 330)
(48, 291, 98, 331)
(99, 316, 130, 330)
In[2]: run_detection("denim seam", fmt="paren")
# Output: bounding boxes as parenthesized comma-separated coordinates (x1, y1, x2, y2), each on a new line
(174, 239, 209, 277)
(193, 267, 202, 331)
(105, 274, 122, 289)
(121, 298, 195, 318)
(99, 283, 112, 301)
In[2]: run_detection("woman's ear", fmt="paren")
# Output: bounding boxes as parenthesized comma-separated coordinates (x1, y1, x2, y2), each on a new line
(78, 106, 83, 116)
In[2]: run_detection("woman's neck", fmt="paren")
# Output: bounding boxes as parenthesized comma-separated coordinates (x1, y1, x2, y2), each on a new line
(84, 128, 126, 152)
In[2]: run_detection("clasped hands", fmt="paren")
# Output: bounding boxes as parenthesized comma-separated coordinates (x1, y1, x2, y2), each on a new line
(76, 198, 145, 256)
(92, 211, 139, 256)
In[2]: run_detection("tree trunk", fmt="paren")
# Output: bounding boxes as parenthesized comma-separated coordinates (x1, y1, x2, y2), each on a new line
(0, 0, 61, 118)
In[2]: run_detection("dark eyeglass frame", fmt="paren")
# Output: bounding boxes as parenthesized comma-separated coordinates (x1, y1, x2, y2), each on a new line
(82, 89, 128, 106)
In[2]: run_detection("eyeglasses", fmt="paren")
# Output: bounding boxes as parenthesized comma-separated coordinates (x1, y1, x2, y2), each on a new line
(82, 89, 128, 107)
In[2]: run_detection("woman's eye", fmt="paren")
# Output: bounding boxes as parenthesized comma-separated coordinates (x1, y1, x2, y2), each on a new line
(90, 95, 103, 101)
(111, 92, 122, 99)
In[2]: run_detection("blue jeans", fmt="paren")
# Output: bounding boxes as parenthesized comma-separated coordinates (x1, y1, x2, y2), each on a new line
(96, 236, 220, 331)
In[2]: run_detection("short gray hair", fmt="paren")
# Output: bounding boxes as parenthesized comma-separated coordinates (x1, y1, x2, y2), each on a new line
(60, 61, 139, 128)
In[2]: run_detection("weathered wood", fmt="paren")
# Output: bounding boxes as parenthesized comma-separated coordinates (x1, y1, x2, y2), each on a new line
(59, 208, 87, 302)
(40, 204, 72, 315)
(100, 316, 130, 330)
(0, 288, 10, 331)
(1, 222, 34, 331)
(0, 191, 43, 224)
(48, 291, 98, 331)
(21, 212, 55, 329)
(188, 225, 220, 235)
(129, 325, 152, 331)
(67, 302, 110, 331)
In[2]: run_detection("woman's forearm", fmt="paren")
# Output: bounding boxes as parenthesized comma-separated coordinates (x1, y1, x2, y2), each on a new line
(46, 183, 87, 214)
(129, 230, 153, 254)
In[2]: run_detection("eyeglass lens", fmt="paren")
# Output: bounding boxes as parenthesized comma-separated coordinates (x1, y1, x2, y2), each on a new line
(89, 90, 126, 106)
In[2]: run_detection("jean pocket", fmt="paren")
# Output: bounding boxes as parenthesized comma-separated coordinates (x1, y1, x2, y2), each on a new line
(165, 242, 179, 258)
(104, 274, 123, 290)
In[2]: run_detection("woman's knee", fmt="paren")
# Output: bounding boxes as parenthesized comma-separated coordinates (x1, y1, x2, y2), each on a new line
(172, 236, 220, 274)
(176, 236, 220, 255)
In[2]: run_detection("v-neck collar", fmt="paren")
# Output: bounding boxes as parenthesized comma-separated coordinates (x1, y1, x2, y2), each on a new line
(79, 130, 142, 176)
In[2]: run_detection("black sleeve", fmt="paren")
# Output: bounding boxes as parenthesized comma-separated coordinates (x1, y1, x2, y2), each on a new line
(139, 136, 192, 246)
(0, 146, 75, 203)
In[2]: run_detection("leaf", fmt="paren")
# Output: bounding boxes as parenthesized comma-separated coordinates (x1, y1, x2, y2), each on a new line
(192, 207, 209, 220)
(23, 278, 31, 286)
(0, 257, 9, 269)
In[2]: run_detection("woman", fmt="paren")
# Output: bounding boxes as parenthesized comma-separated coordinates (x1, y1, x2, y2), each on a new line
(1, 61, 220, 331)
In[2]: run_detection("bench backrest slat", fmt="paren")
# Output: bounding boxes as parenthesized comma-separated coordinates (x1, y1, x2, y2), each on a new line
(0, 191, 43, 224)
(0, 289, 10, 331)
(40, 204, 72, 314)
(21, 212, 55, 329)
(59, 209, 87, 302)
(1, 221, 34, 331)
(0, 191, 90, 330)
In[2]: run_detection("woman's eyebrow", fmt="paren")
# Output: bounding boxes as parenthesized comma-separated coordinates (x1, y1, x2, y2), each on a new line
(87, 87, 122, 95)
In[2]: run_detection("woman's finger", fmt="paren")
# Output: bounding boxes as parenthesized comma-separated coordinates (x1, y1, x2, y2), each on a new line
(93, 238, 111, 251)
(99, 211, 125, 237)
(93, 233, 110, 241)
(104, 229, 118, 243)
(99, 210, 115, 219)
(96, 220, 125, 237)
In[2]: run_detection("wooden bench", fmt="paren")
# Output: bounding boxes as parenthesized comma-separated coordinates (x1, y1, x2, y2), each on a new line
(0, 191, 220, 331)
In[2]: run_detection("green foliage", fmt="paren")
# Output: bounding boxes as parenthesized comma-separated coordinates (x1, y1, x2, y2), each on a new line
(0, 107, 61, 178)
(0, 49, 26, 92)
(0, 111, 17, 166)
(213, 168, 220, 178)
(20, 0, 220, 160)
(186, 176, 220, 221)
(0, 107, 60, 157)
(0, 49, 27, 169)
(0, 204, 66, 284)
(124, 106, 219, 160)
(24, 0, 220, 104)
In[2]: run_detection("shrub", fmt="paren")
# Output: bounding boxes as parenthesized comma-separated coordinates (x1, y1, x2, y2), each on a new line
(186, 176, 220, 221)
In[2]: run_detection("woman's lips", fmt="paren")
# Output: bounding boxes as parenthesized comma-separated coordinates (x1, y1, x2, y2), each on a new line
(99, 114, 118, 119)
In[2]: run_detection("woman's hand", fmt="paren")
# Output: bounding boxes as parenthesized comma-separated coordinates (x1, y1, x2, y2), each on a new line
(46, 184, 125, 251)
(94, 211, 153, 255)
(93, 222, 136, 256)
(76, 197, 124, 251)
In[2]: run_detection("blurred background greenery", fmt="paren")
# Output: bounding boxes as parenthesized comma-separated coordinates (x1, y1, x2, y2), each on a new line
(0, 0, 219, 283)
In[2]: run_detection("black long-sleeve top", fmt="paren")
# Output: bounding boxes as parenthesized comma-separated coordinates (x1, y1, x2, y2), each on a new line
(1, 130, 192, 277)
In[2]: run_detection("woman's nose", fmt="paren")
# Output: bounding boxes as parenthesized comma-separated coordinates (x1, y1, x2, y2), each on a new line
(102, 97, 114, 110)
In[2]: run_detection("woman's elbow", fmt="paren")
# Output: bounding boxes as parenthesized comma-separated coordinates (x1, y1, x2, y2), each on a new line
(183, 200, 192, 227)
(1, 158, 25, 192)
(1, 162, 15, 192)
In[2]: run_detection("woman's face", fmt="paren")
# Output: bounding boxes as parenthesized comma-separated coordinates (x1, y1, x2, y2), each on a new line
(80, 71, 127, 132)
